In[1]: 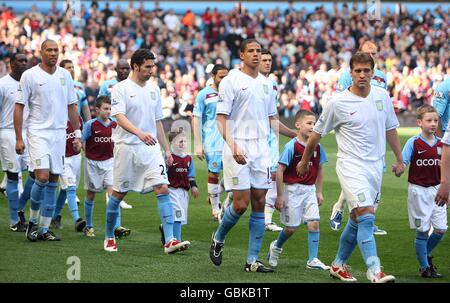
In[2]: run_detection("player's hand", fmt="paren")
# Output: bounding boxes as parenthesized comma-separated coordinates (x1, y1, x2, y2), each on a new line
(435, 182, 449, 207)
(195, 146, 205, 161)
(15, 139, 25, 155)
(138, 131, 157, 145)
(275, 196, 284, 211)
(296, 160, 309, 176)
(391, 161, 405, 177)
(191, 186, 199, 198)
(72, 138, 82, 152)
(316, 192, 324, 206)
(232, 144, 247, 165)
(165, 151, 173, 166)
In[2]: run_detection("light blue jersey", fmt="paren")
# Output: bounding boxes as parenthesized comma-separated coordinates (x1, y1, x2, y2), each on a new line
(74, 80, 88, 120)
(336, 67, 387, 93)
(432, 78, 450, 135)
(193, 85, 224, 173)
(98, 79, 118, 98)
(268, 80, 280, 172)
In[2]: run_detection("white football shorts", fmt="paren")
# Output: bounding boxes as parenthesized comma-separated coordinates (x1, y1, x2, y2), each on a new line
(169, 187, 189, 225)
(27, 129, 65, 175)
(407, 183, 448, 232)
(60, 153, 81, 189)
(0, 129, 29, 173)
(84, 158, 114, 192)
(223, 138, 272, 191)
(336, 157, 383, 212)
(113, 143, 169, 194)
(280, 183, 320, 227)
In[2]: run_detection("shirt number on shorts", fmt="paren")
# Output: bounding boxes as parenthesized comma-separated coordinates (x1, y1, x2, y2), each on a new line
(159, 164, 166, 175)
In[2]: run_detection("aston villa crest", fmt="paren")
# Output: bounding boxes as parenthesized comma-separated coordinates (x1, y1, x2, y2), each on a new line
(437, 147, 442, 155)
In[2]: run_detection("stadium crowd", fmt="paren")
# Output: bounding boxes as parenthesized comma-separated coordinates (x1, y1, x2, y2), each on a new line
(0, 1, 448, 118)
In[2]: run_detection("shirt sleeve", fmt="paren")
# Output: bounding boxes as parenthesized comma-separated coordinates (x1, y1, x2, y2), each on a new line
(313, 98, 337, 137)
(319, 144, 328, 165)
(16, 72, 31, 105)
(98, 83, 108, 97)
(82, 119, 93, 142)
(402, 136, 416, 165)
(193, 90, 205, 117)
(155, 86, 164, 121)
(432, 83, 448, 120)
(384, 90, 400, 130)
(111, 85, 126, 117)
(336, 71, 352, 93)
(216, 77, 234, 115)
(188, 157, 196, 179)
(66, 72, 77, 105)
(278, 139, 295, 167)
(382, 73, 388, 90)
(267, 80, 277, 117)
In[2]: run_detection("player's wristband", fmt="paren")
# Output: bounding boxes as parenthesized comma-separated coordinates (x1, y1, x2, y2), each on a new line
(74, 129, 82, 139)
(189, 180, 197, 188)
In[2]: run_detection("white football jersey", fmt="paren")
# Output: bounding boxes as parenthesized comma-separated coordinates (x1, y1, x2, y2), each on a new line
(314, 85, 399, 162)
(0, 74, 28, 129)
(216, 69, 277, 140)
(16, 65, 76, 130)
(111, 78, 163, 145)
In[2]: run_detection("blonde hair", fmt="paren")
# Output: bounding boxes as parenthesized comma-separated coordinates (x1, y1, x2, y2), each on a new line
(416, 104, 437, 120)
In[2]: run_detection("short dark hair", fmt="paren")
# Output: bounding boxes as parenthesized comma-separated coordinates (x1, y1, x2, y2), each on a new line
(130, 49, 155, 69)
(261, 48, 272, 57)
(211, 64, 228, 75)
(240, 38, 261, 53)
(95, 95, 111, 108)
(294, 109, 316, 122)
(9, 52, 23, 63)
(59, 59, 73, 68)
(168, 127, 186, 143)
(350, 52, 374, 70)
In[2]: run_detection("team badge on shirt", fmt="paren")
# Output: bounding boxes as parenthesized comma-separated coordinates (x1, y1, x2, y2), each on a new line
(437, 147, 442, 155)
(434, 91, 444, 98)
(60, 78, 65, 86)
(375, 100, 383, 111)
(218, 93, 224, 102)
(263, 84, 269, 94)
(150, 91, 156, 100)
(232, 177, 239, 185)
(357, 193, 366, 202)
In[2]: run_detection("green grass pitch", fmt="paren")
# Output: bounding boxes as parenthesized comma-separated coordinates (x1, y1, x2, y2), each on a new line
(0, 128, 448, 283)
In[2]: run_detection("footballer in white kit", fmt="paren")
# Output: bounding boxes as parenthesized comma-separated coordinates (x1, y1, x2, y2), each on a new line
(0, 53, 31, 232)
(297, 52, 403, 283)
(217, 68, 277, 191)
(210, 39, 287, 273)
(15, 40, 82, 242)
(104, 49, 189, 254)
